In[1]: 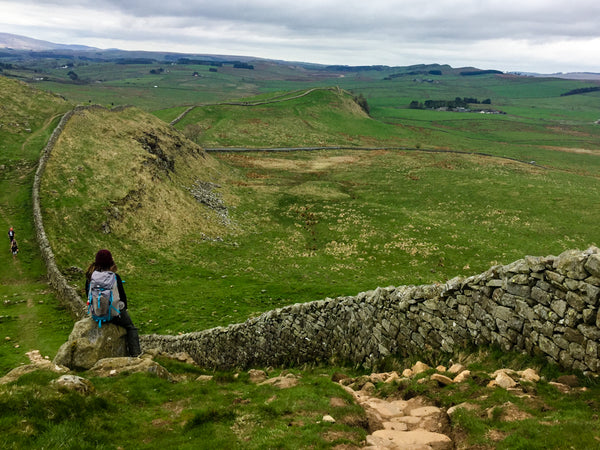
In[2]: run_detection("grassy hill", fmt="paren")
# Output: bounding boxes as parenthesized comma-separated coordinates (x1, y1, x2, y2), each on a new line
(174, 88, 399, 148)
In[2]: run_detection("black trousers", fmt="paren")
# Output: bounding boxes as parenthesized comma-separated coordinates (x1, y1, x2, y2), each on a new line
(110, 310, 141, 356)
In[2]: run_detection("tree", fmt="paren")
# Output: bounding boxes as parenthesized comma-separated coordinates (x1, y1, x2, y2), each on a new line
(67, 71, 78, 81)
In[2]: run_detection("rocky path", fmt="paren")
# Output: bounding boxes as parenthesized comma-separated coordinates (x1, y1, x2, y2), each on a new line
(336, 359, 576, 450)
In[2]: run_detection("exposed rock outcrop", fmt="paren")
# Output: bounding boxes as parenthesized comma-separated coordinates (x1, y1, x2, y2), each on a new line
(53, 318, 128, 370)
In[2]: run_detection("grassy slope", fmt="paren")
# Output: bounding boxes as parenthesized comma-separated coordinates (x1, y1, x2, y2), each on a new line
(0, 77, 75, 374)
(40, 106, 234, 267)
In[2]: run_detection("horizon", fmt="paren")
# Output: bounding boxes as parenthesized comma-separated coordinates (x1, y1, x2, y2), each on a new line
(2, 1, 600, 74)
(2, 31, 599, 77)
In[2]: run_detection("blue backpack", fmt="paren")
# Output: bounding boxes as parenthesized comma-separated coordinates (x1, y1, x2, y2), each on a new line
(87, 271, 121, 327)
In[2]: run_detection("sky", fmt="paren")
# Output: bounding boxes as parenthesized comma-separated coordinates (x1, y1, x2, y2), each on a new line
(2, 0, 600, 73)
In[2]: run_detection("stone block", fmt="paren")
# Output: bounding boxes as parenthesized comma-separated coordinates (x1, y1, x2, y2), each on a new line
(515, 300, 535, 321)
(564, 328, 585, 345)
(584, 253, 600, 278)
(555, 249, 589, 280)
(506, 283, 531, 298)
(582, 308, 596, 325)
(546, 271, 566, 286)
(566, 292, 586, 312)
(569, 342, 586, 361)
(577, 324, 600, 340)
(531, 286, 551, 305)
(539, 335, 560, 360)
(580, 282, 600, 306)
(494, 305, 514, 322)
(550, 300, 567, 318)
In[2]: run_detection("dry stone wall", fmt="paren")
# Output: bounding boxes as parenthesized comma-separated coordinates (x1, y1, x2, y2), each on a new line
(33, 107, 86, 319)
(141, 247, 600, 373)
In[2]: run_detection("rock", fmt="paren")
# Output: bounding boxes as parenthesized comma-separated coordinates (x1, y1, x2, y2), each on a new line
(88, 356, 172, 380)
(412, 361, 430, 375)
(453, 370, 471, 383)
(402, 368, 414, 378)
(368, 429, 453, 450)
(435, 365, 447, 372)
(0, 359, 70, 384)
(584, 253, 600, 278)
(554, 249, 589, 280)
(53, 318, 128, 370)
(448, 363, 466, 374)
(370, 372, 389, 383)
(363, 398, 408, 421)
(248, 369, 268, 383)
(518, 368, 540, 383)
(322, 414, 336, 423)
(384, 371, 400, 383)
(494, 372, 517, 389)
(196, 375, 213, 382)
(431, 373, 454, 386)
(259, 373, 299, 389)
(361, 381, 376, 394)
(409, 406, 443, 418)
(52, 375, 94, 394)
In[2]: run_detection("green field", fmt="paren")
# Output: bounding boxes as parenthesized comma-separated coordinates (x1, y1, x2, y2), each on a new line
(1, 57, 600, 448)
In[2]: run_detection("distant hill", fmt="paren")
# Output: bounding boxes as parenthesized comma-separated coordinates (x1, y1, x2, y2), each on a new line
(0, 32, 98, 51)
(509, 70, 600, 81)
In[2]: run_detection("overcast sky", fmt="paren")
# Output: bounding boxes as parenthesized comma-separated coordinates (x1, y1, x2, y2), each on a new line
(2, 0, 600, 73)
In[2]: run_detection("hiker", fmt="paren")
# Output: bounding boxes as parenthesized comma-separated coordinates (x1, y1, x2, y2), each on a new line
(10, 238, 18, 258)
(85, 249, 141, 357)
(8, 227, 14, 242)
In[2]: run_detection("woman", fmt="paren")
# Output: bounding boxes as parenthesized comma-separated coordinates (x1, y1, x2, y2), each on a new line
(85, 249, 141, 357)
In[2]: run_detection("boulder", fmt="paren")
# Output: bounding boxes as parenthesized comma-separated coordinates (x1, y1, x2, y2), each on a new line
(87, 355, 172, 380)
(0, 359, 70, 384)
(53, 318, 128, 370)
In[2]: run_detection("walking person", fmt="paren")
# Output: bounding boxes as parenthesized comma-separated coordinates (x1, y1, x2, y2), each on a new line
(10, 238, 18, 259)
(85, 249, 141, 357)
(8, 227, 15, 242)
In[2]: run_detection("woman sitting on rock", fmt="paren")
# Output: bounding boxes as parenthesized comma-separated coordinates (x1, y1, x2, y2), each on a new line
(85, 249, 141, 357)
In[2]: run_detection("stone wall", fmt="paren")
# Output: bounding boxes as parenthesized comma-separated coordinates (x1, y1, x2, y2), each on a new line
(33, 108, 87, 319)
(141, 247, 600, 373)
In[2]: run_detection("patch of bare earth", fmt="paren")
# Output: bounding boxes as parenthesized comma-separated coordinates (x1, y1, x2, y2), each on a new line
(541, 145, 599, 155)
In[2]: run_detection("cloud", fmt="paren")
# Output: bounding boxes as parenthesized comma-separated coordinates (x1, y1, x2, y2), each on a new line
(2, 0, 600, 72)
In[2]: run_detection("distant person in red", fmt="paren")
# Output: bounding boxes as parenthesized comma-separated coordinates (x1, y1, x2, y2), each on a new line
(8, 227, 15, 242)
